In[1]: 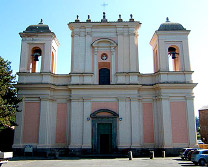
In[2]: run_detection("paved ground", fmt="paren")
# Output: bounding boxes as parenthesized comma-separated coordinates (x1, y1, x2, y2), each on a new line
(2, 157, 198, 167)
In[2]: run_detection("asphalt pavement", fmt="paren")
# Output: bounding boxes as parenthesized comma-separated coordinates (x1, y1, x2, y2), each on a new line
(2, 157, 198, 167)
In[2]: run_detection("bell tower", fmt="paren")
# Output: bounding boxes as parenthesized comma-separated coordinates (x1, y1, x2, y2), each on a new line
(19, 20, 59, 73)
(150, 18, 191, 72)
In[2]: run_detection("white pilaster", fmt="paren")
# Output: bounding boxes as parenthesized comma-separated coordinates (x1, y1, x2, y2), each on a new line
(42, 42, 52, 72)
(159, 40, 169, 71)
(19, 41, 29, 72)
(130, 98, 140, 147)
(93, 47, 98, 84)
(72, 30, 80, 72)
(111, 47, 115, 84)
(118, 98, 131, 148)
(79, 29, 85, 72)
(129, 28, 138, 72)
(159, 96, 172, 147)
(69, 99, 83, 148)
(85, 28, 92, 72)
(123, 31, 130, 72)
(177, 43, 185, 71)
(82, 99, 91, 148)
(135, 32, 139, 72)
(183, 39, 191, 71)
(13, 101, 24, 147)
(117, 28, 124, 72)
(38, 98, 51, 147)
(118, 98, 126, 147)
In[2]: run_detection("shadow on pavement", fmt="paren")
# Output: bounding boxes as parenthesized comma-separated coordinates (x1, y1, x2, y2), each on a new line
(10, 156, 118, 161)
(178, 163, 195, 166)
(173, 158, 196, 166)
(10, 157, 83, 161)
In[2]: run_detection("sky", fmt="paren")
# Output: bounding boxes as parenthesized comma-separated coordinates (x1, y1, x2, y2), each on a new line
(0, 0, 208, 116)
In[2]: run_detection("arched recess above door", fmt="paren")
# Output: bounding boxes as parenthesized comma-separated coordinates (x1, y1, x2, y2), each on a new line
(91, 38, 117, 48)
(90, 109, 119, 118)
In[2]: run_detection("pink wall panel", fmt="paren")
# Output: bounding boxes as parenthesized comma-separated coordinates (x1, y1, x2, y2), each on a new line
(170, 101, 188, 143)
(143, 103, 154, 143)
(22, 102, 40, 144)
(56, 103, 67, 143)
(91, 102, 118, 113)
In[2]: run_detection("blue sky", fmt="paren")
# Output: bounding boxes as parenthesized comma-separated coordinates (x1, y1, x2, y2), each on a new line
(1, 0, 208, 114)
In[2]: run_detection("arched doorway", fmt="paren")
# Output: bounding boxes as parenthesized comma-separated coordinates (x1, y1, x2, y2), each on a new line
(99, 68, 110, 85)
(90, 109, 118, 154)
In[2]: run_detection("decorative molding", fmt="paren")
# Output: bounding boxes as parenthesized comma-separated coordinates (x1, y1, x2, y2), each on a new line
(90, 109, 119, 118)
(155, 95, 170, 100)
(86, 32, 92, 36)
(91, 38, 117, 48)
(185, 96, 195, 100)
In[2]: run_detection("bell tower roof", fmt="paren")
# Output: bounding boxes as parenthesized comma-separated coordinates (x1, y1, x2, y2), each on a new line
(158, 17, 186, 31)
(23, 19, 52, 33)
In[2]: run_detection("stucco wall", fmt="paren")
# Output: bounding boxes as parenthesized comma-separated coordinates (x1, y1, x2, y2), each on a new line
(56, 103, 67, 143)
(22, 102, 40, 144)
(91, 102, 118, 113)
(170, 101, 188, 143)
(143, 103, 154, 143)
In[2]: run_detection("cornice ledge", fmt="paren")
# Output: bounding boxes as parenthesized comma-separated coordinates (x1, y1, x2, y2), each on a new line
(68, 84, 142, 89)
(69, 73, 94, 76)
(116, 72, 140, 76)
(153, 83, 197, 89)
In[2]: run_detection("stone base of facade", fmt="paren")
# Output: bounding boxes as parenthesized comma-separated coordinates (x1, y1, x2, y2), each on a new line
(13, 147, 183, 157)
(13, 148, 69, 157)
(117, 148, 183, 157)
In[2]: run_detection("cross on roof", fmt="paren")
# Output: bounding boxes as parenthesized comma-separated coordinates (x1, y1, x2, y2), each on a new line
(101, 2, 108, 11)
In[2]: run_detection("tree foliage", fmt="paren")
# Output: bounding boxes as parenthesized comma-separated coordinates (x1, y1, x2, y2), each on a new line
(196, 117, 200, 131)
(0, 56, 21, 128)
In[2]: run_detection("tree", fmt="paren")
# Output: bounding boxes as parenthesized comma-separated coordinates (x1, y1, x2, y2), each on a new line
(0, 56, 21, 128)
(196, 117, 201, 139)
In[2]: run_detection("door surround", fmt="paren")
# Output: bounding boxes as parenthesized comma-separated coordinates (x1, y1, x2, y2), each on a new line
(90, 109, 119, 154)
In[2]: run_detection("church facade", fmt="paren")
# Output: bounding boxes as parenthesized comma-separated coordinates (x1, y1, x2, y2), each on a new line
(13, 14, 197, 156)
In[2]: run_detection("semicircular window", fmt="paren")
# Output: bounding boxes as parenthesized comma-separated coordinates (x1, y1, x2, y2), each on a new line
(99, 68, 110, 85)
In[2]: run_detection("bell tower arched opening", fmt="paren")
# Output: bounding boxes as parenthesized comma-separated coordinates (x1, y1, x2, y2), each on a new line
(168, 45, 180, 71)
(30, 47, 42, 73)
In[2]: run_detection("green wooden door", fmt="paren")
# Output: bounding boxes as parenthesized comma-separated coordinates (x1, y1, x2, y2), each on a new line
(97, 123, 112, 154)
